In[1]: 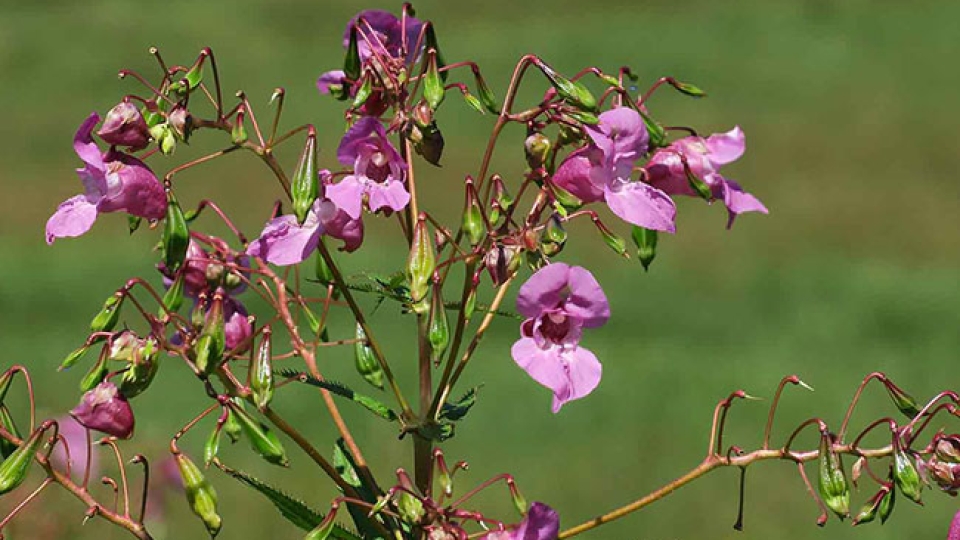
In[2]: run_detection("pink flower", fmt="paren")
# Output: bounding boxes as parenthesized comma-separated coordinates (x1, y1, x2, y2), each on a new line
(326, 117, 409, 219)
(553, 107, 677, 233)
(46, 113, 166, 244)
(97, 101, 150, 150)
(50, 415, 99, 482)
(485, 502, 559, 540)
(949, 508, 960, 540)
(646, 126, 767, 228)
(223, 297, 252, 353)
(511, 263, 609, 413)
(71, 382, 135, 439)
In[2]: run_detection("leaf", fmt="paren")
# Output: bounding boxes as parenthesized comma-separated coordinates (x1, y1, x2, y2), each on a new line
(277, 369, 398, 422)
(217, 463, 360, 539)
(439, 387, 480, 422)
(333, 440, 387, 539)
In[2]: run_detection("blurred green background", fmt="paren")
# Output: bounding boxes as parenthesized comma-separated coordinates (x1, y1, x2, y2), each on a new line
(1, 0, 959, 538)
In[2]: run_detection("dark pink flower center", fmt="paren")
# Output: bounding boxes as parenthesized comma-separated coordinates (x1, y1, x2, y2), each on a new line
(364, 150, 391, 183)
(539, 311, 570, 344)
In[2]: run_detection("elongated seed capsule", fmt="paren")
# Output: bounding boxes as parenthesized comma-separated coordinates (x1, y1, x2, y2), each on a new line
(0, 421, 51, 495)
(0, 407, 21, 459)
(90, 293, 123, 333)
(229, 403, 288, 467)
(291, 128, 319, 224)
(163, 190, 190, 271)
(249, 328, 274, 411)
(353, 324, 383, 390)
(176, 452, 222, 537)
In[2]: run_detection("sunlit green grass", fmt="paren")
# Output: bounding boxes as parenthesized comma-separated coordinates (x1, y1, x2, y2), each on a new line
(0, 0, 958, 538)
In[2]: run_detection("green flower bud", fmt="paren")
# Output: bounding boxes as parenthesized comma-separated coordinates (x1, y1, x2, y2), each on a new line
(893, 443, 923, 504)
(91, 293, 124, 334)
(638, 109, 666, 149)
(462, 179, 485, 246)
(427, 281, 450, 362)
(524, 133, 551, 170)
(423, 50, 445, 110)
(354, 323, 383, 390)
(249, 329, 274, 411)
(473, 70, 499, 114)
(231, 111, 248, 145)
(631, 226, 658, 271)
(884, 383, 922, 419)
(117, 337, 160, 398)
(407, 215, 436, 312)
(396, 491, 425, 523)
(817, 431, 850, 519)
(853, 485, 893, 526)
(149, 123, 177, 155)
(291, 128, 319, 225)
(0, 422, 49, 494)
(223, 400, 242, 444)
(163, 190, 190, 272)
(594, 219, 628, 258)
(176, 452, 222, 537)
(60, 345, 89, 371)
(161, 271, 186, 315)
(194, 293, 226, 375)
(668, 78, 707, 98)
(229, 404, 288, 467)
(878, 480, 896, 523)
(551, 182, 583, 212)
(0, 406, 22, 459)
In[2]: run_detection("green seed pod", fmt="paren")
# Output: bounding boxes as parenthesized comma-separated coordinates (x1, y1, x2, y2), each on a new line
(427, 282, 450, 362)
(893, 443, 923, 504)
(638, 109, 666, 149)
(817, 431, 850, 519)
(878, 480, 896, 523)
(291, 128, 319, 225)
(406, 215, 436, 312)
(117, 338, 160, 398)
(524, 133, 551, 170)
(90, 293, 123, 334)
(79, 349, 110, 392)
(463, 283, 478, 322)
(462, 179, 485, 246)
(0, 406, 22, 459)
(351, 74, 373, 110)
(163, 190, 190, 272)
(396, 491, 425, 523)
(229, 404, 288, 467)
(684, 165, 713, 201)
(231, 111, 248, 145)
(175, 452, 222, 537)
(353, 324, 383, 390)
(884, 383, 922, 419)
(161, 271, 186, 315)
(194, 293, 226, 375)
(249, 329, 274, 411)
(304, 511, 336, 540)
(854, 485, 892, 526)
(149, 123, 177, 155)
(594, 220, 628, 258)
(203, 422, 221, 467)
(551, 182, 583, 212)
(343, 26, 361, 81)
(510, 486, 528, 517)
(538, 60, 598, 113)
(669, 79, 707, 97)
(0, 422, 49, 495)
(631, 226, 658, 271)
(473, 70, 499, 114)
(423, 50, 445, 110)
(223, 402, 242, 444)
(60, 345, 89, 371)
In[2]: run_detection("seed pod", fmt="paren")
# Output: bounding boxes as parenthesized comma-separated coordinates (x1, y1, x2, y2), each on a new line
(524, 133, 551, 170)
(817, 430, 850, 518)
(473, 70, 499, 114)
(592, 218, 627, 258)
(203, 421, 221, 467)
(462, 178, 484, 246)
(0, 406, 21, 459)
(78, 348, 110, 392)
(90, 293, 124, 334)
(423, 50, 445, 110)
(291, 128, 319, 225)
(854, 485, 893, 525)
(353, 324, 384, 390)
(176, 452, 222, 537)
(231, 109, 248, 145)
(878, 480, 896, 523)
(229, 404, 288, 467)
(884, 383, 922, 419)
(351, 73, 373, 110)
(194, 292, 226, 375)
(223, 400, 242, 444)
(161, 271, 186, 315)
(538, 61, 598, 113)
(60, 345, 89, 371)
(343, 26, 361, 81)
(163, 190, 190, 272)
(427, 280, 450, 362)
(0, 422, 50, 494)
(305, 509, 337, 540)
(249, 328, 274, 411)
(406, 215, 436, 312)
(631, 226, 658, 271)
(893, 442, 923, 504)
(117, 338, 160, 398)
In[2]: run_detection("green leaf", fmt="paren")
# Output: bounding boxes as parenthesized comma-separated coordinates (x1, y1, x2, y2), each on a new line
(439, 387, 480, 422)
(333, 440, 386, 539)
(218, 463, 360, 539)
(278, 370, 397, 422)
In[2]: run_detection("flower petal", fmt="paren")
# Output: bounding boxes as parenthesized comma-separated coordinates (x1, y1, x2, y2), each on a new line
(45, 194, 99, 244)
(551, 346, 602, 413)
(603, 182, 677, 233)
(516, 263, 570, 319)
(316, 70, 346, 95)
(325, 177, 365, 220)
(74, 113, 105, 173)
(705, 126, 745, 167)
(366, 179, 410, 214)
(552, 147, 604, 203)
(337, 117, 385, 166)
(321, 205, 365, 252)
(247, 213, 323, 266)
(98, 152, 166, 220)
(511, 337, 569, 404)
(721, 177, 768, 229)
(587, 107, 648, 161)
(564, 266, 610, 328)
(514, 502, 560, 540)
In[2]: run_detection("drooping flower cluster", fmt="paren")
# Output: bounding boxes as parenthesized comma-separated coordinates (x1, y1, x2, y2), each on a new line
(45, 112, 166, 244)
(512, 263, 610, 413)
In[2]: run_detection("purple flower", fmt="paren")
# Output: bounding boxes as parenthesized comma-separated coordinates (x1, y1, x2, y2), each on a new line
(646, 126, 767, 228)
(97, 101, 150, 150)
(223, 297, 252, 353)
(70, 381, 135, 439)
(326, 117, 409, 219)
(553, 108, 677, 233)
(46, 113, 166, 244)
(163, 239, 250, 298)
(50, 415, 99, 482)
(511, 263, 609, 413)
(485, 502, 559, 540)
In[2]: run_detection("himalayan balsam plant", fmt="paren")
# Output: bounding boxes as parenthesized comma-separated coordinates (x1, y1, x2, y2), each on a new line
(1, 5, 958, 539)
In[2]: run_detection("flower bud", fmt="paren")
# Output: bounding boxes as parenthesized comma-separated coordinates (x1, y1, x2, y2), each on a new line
(118, 337, 160, 398)
(0, 406, 21, 459)
(524, 133, 551, 170)
(424, 50, 445, 110)
(71, 382, 135, 439)
(249, 328, 274, 411)
(291, 128, 319, 224)
(427, 280, 450, 362)
(396, 491, 425, 523)
(351, 73, 374, 110)
(853, 485, 893, 525)
(149, 123, 177, 155)
(90, 293, 124, 334)
(878, 480, 896, 523)
(937, 435, 960, 464)
(551, 182, 583, 211)
(223, 399, 243, 444)
(354, 323, 384, 390)
(407, 215, 436, 312)
(817, 430, 850, 518)
(631, 226, 658, 271)
(343, 26, 361, 81)
(491, 175, 513, 215)
(893, 442, 923, 504)
(884, 382, 921, 419)
(0, 421, 50, 494)
(195, 292, 226, 375)
(473, 69, 499, 114)
(97, 101, 150, 150)
(203, 423, 221, 467)
(684, 163, 713, 201)
(231, 110, 248, 145)
(168, 106, 193, 142)
(229, 403, 288, 467)
(928, 459, 960, 494)
(60, 344, 89, 371)
(78, 348, 109, 392)
(176, 452, 222, 537)
(484, 243, 521, 287)
(540, 215, 566, 257)
(163, 190, 190, 272)
(463, 178, 485, 246)
(538, 61, 598, 113)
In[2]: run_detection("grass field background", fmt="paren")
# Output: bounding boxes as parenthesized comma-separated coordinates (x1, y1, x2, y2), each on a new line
(0, 1, 958, 539)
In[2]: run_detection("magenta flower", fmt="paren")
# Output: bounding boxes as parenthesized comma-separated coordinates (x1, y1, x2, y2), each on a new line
(646, 126, 767, 228)
(485, 502, 559, 540)
(70, 381, 135, 439)
(553, 107, 677, 233)
(317, 9, 423, 95)
(949, 508, 960, 540)
(97, 101, 150, 150)
(50, 415, 99, 482)
(46, 113, 166, 244)
(326, 117, 409, 220)
(511, 263, 610, 413)
(223, 296, 252, 353)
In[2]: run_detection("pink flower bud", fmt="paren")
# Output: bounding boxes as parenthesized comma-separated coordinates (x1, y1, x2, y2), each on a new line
(97, 101, 150, 150)
(70, 382, 135, 439)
